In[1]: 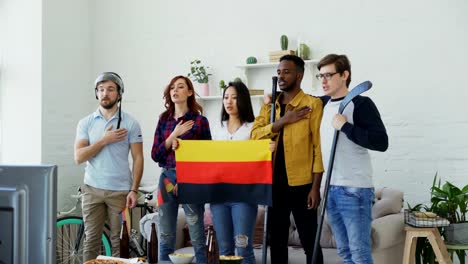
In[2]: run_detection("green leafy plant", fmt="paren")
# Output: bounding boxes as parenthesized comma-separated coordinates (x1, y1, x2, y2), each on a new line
(188, 59, 212, 83)
(408, 173, 468, 263)
(430, 174, 468, 263)
(430, 173, 468, 223)
(219, 80, 227, 90)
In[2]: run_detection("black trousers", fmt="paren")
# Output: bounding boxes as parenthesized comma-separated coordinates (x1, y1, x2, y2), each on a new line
(268, 174, 323, 264)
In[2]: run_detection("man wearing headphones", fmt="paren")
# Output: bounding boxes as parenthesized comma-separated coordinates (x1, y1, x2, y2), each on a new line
(74, 72, 144, 261)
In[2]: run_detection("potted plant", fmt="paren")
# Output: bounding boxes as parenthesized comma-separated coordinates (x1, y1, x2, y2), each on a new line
(219, 80, 227, 93)
(407, 174, 468, 263)
(188, 59, 212, 96)
(430, 174, 468, 246)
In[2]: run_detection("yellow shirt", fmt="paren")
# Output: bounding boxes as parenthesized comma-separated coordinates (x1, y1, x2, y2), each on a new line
(251, 90, 324, 186)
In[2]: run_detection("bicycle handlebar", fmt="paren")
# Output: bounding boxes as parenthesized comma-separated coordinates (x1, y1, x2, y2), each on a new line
(138, 184, 157, 194)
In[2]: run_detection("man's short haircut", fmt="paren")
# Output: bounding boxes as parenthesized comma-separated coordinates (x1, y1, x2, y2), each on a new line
(279, 55, 305, 73)
(317, 54, 352, 87)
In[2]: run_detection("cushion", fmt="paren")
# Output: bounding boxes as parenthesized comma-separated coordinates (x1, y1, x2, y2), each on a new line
(254, 207, 337, 248)
(318, 214, 337, 248)
(372, 188, 404, 219)
(288, 214, 301, 246)
(288, 212, 337, 248)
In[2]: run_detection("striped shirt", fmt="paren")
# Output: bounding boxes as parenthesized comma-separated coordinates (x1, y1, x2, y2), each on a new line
(151, 111, 211, 169)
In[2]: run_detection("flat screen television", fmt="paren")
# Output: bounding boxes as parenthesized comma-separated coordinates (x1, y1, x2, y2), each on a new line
(0, 165, 57, 264)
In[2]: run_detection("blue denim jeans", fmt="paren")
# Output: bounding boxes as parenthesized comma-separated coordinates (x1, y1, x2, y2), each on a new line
(157, 171, 206, 263)
(210, 202, 258, 264)
(326, 186, 374, 264)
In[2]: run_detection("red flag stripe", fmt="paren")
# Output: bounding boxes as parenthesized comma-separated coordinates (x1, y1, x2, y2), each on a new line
(177, 161, 272, 184)
(157, 191, 163, 206)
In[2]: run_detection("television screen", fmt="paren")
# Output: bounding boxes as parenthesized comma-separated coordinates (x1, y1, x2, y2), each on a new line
(0, 165, 57, 264)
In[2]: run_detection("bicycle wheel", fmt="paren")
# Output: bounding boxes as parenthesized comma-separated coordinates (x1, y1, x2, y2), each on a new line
(56, 216, 112, 264)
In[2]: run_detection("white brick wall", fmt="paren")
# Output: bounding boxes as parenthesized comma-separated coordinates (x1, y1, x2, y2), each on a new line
(41, 0, 93, 210)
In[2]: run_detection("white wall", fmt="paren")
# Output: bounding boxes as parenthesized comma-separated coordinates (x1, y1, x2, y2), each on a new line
(2, 0, 468, 211)
(42, 0, 93, 209)
(0, 0, 42, 163)
(0, 0, 4, 161)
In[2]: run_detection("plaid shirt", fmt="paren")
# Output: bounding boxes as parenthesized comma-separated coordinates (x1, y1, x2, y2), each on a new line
(151, 111, 211, 169)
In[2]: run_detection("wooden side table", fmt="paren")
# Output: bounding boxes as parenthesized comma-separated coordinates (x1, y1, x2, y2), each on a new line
(402, 226, 453, 264)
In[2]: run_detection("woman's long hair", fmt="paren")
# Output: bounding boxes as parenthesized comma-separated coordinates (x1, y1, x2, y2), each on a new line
(220, 81, 255, 126)
(161, 75, 203, 118)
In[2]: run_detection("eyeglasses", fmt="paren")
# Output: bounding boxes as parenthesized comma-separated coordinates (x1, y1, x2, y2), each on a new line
(315, 72, 339, 81)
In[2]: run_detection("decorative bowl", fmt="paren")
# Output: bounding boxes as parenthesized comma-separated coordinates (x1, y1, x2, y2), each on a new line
(219, 255, 243, 264)
(168, 253, 195, 264)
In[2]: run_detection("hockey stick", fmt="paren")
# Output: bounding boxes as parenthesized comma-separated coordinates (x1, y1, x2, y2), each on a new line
(312, 81, 372, 264)
(262, 76, 278, 264)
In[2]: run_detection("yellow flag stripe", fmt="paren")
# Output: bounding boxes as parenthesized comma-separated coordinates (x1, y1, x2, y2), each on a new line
(165, 183, 174, 193)
(176, 139, 271, 162)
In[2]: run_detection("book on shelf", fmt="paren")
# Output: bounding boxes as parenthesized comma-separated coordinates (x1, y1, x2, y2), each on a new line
(269, 51, 296, 62)
(248, 89, 264, 95)
(269, 56, 283, 62)
(268, 50, 295, 56)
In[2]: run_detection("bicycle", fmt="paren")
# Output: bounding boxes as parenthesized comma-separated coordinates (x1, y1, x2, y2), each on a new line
(56, 185, 157, 264)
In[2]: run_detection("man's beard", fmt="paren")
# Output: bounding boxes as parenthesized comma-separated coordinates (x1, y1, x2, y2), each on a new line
(280, 78, 297, 92)
(100, 98, 119, 109)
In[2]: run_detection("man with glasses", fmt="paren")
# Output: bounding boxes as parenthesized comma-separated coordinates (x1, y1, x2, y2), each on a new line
(252, 54, 325, 264)
(317, 54, 388, 264)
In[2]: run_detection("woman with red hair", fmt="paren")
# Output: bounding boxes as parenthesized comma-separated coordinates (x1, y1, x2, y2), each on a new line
(151, 75, 211, 263)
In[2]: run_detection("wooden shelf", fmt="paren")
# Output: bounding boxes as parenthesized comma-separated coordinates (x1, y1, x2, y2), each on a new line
(235, 59, 320, 92)
(198, 95, 264, 101)
(236, 59, 319, 69)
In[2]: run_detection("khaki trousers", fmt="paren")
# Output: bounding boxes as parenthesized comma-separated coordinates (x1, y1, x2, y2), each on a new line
(81, 184, 127, 261)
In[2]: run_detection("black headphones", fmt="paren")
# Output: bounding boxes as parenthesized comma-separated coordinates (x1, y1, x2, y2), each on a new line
(94, 72, 124, 100)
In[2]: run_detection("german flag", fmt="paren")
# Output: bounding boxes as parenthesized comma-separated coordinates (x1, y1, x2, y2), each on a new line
(176, 139, 272, 206)
(120, 207, 131, 232)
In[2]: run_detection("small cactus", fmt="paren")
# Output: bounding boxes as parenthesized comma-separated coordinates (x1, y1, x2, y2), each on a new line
(233, 77, 242, 83)
(281, 35, 288, 50)
(246, 56, 257, 64)
(297, 43, 310, 60)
